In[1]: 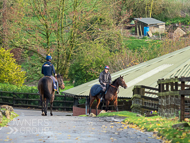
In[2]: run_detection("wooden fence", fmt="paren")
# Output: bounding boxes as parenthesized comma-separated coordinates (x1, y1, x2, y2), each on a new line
(158, 77, 190, 121)
(131, 85, 159, 115)
(132, 76, 190, 121)
(0, 91, 74, 111)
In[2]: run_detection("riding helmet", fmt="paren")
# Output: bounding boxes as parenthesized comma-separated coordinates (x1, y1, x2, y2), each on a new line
(46, 54, 52, 60)
(105, 65, 109, 70)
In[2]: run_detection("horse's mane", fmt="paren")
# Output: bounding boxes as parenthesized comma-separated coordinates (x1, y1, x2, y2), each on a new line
(111, 78, 119, 85)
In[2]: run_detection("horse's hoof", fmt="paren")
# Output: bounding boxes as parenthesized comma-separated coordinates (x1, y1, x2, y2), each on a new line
(42, 112, 45, 116)
(50, 113, 53, 116)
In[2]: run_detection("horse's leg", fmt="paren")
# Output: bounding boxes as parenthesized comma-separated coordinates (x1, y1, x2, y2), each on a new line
(106, 100, 110, 112)
(41, 94, 45, 116)
(42, 101, 45, 116)
(89, 96, 95, 115)
(50, 102, 53, 116)
(114, 98, 118, 112)
(50, 92, 55, 116)
(44, 99, 46, 116)
(44, 98, 48, 116)
(96, 97, 101, 116)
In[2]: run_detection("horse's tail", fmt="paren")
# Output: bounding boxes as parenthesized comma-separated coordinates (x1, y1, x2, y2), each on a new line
(41, 77, 52, 101)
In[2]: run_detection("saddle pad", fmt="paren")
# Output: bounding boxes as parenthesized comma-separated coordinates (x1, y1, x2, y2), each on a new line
(90, 84, 102, 96)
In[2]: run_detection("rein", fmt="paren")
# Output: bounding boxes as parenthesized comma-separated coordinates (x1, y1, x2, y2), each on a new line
(109, 84, 120, 94)
(109, 84, 117, 89)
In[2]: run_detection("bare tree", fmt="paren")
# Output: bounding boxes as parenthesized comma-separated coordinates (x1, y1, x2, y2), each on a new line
(2, 0, 7, 48)
(5, 0, 124, 78)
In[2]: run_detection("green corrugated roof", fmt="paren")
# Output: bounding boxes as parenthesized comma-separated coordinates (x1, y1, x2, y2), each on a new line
(62, 46, 190, 98)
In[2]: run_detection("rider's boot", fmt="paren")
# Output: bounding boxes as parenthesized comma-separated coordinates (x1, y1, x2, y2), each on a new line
(56, 82, 59, 94)
(100, 91, 105, 102)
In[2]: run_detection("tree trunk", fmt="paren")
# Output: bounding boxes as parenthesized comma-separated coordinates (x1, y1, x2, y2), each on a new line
(2, 0, 7, 48)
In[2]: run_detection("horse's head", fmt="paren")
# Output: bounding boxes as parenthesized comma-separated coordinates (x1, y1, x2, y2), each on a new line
(55, 74, 65, 89)
(118, 76, 127, 89)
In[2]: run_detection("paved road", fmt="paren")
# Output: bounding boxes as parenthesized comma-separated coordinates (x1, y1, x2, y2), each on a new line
(0, 109, 162, 143)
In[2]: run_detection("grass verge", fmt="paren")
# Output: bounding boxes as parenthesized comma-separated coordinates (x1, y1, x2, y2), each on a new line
(0, 109, 19, 127)
(97, 111, 190, 143)
(123, 37, 161, 51)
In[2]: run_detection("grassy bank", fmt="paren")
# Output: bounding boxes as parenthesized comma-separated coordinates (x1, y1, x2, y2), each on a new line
(0, 108, 19, 127)
(97, 111, 190, 143)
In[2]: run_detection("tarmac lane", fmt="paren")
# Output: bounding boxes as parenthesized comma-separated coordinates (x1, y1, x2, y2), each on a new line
(0, 109, 162, 143)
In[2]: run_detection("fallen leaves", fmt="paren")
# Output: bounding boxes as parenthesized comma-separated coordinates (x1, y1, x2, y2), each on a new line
(182, 132, 186, 138)
(184, 118, 189, 122)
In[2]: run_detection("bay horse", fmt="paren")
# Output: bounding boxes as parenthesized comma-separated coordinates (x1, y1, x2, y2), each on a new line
(38, 74, 65, 116)
(89, 76, 127, 116)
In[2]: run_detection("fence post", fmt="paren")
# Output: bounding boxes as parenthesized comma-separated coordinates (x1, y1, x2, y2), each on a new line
(166, 83, 169, 91)
(161, 78, 165, 92)
(85, 97, 88, 115)
(180, 81, 185, 121)
(175, 76, 178, 91)
(63, 95, 66, 111)
(160, 79, 164, 117)
(171, 82, 174, 91)
(158, 79, 161, 92)
(38, 98, 41, 108)
(26, 94, 29, 105)
(13, 93, 15, 106)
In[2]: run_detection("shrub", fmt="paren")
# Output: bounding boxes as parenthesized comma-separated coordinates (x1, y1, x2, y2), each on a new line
(0, 83, 38, 93)
(0, 47, 26, 86)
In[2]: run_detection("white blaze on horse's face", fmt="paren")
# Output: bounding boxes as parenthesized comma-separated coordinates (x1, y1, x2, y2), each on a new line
(120, 77, 127, 89)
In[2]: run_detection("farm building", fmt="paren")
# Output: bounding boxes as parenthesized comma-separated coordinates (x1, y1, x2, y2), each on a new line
(62, 46, 190, 116)
(63, 46, 190, 99)
(134, 18, 165, 36)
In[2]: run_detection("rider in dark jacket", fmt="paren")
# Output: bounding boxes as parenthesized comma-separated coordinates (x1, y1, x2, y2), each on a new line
(99, 66, 112, 100)
(42, 55, 59, 94)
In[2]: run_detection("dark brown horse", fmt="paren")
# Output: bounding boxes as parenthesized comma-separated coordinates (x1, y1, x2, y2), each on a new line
(38, 74, 65, 116)
(89, 76, 127, 116)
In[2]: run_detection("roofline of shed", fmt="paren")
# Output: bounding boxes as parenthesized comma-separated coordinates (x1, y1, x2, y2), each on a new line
(134, 18, 165, 25)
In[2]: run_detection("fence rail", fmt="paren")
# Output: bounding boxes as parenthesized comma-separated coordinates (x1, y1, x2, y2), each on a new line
(158, 76, 190, 121)
(0, 91, 74, 111)
(132, 76, 190, 121)
(132, 85, 159, 115)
